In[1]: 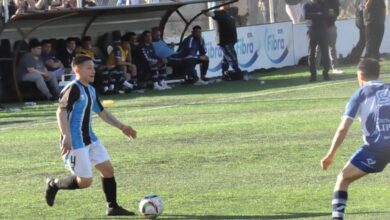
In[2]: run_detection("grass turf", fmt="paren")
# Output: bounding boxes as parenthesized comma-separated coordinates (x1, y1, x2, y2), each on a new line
(1, 60, 390, 219)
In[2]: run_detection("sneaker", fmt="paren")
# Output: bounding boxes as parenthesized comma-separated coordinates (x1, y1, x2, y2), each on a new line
(106, 206, 135, 216)
(153, 82, 165, 90)
(161, 81, 172, 90)
(45, 178, 58, 207)
(194, 79, 208, 86)
(332, 68, 344, 74)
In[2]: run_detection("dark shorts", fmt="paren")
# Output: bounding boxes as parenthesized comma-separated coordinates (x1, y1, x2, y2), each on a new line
(350, 145, 390, 173)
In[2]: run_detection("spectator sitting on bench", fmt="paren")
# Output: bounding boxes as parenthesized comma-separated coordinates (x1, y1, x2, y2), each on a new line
(177, 26, 209, 85)
(151, 26, 208, 85)
(139, 30, 171, 90)
(106, 36, 137, 92)
(17, 39, 59, 101)
(41, 39, 66, 79)
(125, 32, 139, 67)
(78, 36, 103, 67)
(57, 37, 76, 71)
(77, 36, 110, 92)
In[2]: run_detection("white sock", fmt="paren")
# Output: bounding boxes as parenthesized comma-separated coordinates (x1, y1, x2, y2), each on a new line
(123, 81, 134, 89)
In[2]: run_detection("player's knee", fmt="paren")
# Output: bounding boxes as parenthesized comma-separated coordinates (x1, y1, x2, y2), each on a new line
(101, 167, 115, 178)
(336, 172, 352, 184)
(77, 177, 93, 188)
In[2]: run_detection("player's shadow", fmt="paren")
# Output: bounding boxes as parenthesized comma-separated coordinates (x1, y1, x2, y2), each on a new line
(158, 211, 389, 219)
(161, 212, 329, 219)
(0, 120, 32, 126)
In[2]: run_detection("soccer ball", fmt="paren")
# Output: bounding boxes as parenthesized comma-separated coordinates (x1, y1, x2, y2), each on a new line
(139, 194, 164, 219)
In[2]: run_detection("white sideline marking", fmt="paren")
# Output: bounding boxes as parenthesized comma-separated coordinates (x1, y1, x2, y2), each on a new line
(0, 78, 364, 132)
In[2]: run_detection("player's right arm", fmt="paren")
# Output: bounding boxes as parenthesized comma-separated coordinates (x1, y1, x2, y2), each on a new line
(57, 107, 72, 156)
(321, 117, 353, 170)
(321, 90, 362, 170)
(57, 84, 80, 156)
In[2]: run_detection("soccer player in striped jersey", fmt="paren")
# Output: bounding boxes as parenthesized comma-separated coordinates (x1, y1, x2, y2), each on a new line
(321, 58, 390, 220)
(45, 55, 137, 216)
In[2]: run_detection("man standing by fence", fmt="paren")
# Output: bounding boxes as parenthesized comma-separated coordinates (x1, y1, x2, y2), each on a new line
(304, 0, 331, 82)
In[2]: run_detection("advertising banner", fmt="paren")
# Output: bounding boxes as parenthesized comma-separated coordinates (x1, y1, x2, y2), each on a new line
(203, 22, 295, 77)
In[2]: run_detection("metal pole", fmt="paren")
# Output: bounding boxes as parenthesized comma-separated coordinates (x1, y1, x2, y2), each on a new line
(387, 0, 390, 14)
(77, 0, 82, 8)
(207, 2, 216, 30)
(3, 0, 9, 23)
(269, 0, 275, 23)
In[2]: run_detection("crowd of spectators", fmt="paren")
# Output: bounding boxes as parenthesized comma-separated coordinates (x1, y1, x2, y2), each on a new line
(0, 25, 218, 101)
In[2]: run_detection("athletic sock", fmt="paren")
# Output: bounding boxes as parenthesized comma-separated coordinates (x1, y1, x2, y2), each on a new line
(102, 177, 119, 208)
(122, 81, 134, 89)
(332, 191, 348, 220)
(52, 176, 79, 190)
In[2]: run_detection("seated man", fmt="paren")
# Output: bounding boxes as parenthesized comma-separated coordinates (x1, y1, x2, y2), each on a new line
(139, 30, 171, 90)
(17, 39, 59, 100)
(125, 32, 139, 67)
(57, 37, 76, 73)
(177, 25, 209, 84)
(151, 26, 208, 85)
(106, 36, 137, 92)
(77, 36, 106, 90)
(41, 40, 65, 79)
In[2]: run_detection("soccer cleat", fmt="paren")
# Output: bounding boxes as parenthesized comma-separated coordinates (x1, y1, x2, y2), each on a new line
(106, 206, 136, 216)
(45, 178, 59, 207)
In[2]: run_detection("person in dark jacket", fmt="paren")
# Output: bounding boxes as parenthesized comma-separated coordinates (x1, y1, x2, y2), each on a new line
(177, 26, 209, 85)
(203, 7, 242, 76)
(304, 0, 331, 82)
(315, 0, 344, 74)
(364, 0, 386, 60)
(139, 30, 171, 90)
(346, 0, 366, 63)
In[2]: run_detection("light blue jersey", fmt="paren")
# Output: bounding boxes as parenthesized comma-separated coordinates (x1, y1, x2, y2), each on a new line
(59, 80, 104, 149)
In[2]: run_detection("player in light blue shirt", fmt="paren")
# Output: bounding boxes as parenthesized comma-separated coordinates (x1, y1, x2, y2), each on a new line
(45, 56, 137, 216)
(321, 59, 390, 220)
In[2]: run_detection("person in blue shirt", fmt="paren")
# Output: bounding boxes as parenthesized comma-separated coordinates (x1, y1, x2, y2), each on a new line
(321, 58, 390, 220)
(45, 55, 137, 216)
(139, 30, 171, 90)
(177, 26, 209, 84)
(151, 26, 209, 85)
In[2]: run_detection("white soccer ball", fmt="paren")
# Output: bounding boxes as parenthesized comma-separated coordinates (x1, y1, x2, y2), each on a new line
(139, 194, 164, 219)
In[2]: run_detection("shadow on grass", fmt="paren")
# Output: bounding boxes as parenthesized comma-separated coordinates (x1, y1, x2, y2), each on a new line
(161, 212, 329, 219)
(161, 211, 390, 219)
(0, 120, 32, 126)
(80, 211, 389, 219)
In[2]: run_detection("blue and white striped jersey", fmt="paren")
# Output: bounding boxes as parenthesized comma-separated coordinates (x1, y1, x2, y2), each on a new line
(59, 80, 104, 149)
(344, 80, 390, 149)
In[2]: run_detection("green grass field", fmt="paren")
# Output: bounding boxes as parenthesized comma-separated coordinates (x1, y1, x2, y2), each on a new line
(1, 60, 390, 219)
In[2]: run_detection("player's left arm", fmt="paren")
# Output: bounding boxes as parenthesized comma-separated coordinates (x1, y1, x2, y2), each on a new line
(98, 110, 137, 140)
